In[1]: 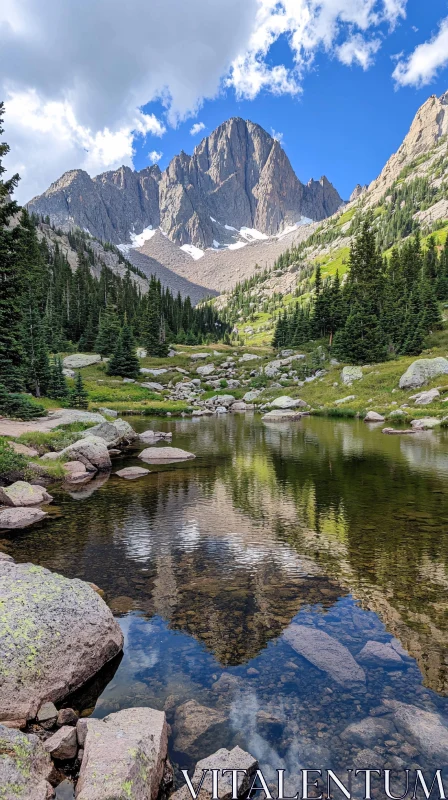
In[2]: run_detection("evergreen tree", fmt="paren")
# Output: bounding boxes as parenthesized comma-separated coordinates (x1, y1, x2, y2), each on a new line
(70, 371, 89, 409)
(48, 357, 70, 401)
(333, 303, 388, 365)
(23, 299, 51, 397)
(95, 303, 121, 356)
(142, 278, 170, 357)
(106, 320, 140, 378)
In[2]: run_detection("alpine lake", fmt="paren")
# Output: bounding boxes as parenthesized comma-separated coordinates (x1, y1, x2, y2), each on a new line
(3, 413, 448, 797)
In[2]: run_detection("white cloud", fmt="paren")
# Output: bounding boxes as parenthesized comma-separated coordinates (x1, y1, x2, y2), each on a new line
(148, 150, 163, 164)
(393, 16, 448, 87)
(190, 121, 205, 136)
(271, 128, 284, 143)
(0, 0, 409, 202)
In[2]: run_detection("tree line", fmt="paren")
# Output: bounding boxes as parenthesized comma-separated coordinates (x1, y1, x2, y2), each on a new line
(273, 215, 447, 364)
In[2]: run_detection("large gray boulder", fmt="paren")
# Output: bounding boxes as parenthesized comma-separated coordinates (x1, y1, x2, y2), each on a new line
(270, 396, 307, 409)
(262, 410, 304, 422)
(357, 640, 404, 668)
(63, 354, 101, 369)
(283, 624, 366, 687)
(0, 725, 54, 800)
(173, 700, 228, 757)
(399, 357, 448, 389)
(341, 366, 363, 384)
(410, 388, 440, 405)
(170, 746, 258, 800)
(385, 700, 448, 762)
(196, 364, 215, 376)
(54, 435, 112, 471)
(139, 447, 195, 463)
(0, 507, 48, 530)
(0, 482, 53, 507)
(364, 411, 385, 423)
(76, 708, 169, 800)
(46, 410, 106, 425)
(0, 560, 123, 722)
(80, 419, 137, 447)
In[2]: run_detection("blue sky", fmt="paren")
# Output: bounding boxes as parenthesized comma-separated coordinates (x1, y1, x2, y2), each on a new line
(133, 0, 448, 201)
(2, 0, 448, 203)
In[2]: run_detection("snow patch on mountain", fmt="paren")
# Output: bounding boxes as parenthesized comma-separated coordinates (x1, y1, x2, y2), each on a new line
(180, 243, 205, 260)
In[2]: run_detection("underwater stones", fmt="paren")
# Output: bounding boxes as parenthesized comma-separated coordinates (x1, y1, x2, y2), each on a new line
(115, 467, 150, 480)
(76, 707, 169, 800)
(357, 641, 404, 668)
(62, 354, 101, 369)
(399, 357, 448, 389)
(44, 726, 78, 760)
(0, 560, 123, 722)
(170, 746, 258, 800)
(270, 396, 308, 409)
(364, 411, 385, 423)
(0, 481, 52, 507)
(341, 716, 395, 748)
(341, 366, 363, 385)
(174, 701, 228, 757)
(385, 700, 448, 762)
(0, 725, 54, 800)
(139, 447, 195, 463)
(283, 624, 366, 688)
(0, 507, 48, 530)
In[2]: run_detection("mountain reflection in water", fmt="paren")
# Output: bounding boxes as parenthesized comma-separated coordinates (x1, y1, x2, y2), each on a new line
(3, 414, 448, 782)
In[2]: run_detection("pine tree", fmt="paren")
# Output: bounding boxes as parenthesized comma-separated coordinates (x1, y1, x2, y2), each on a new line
(48, 357, 70, 401)
(106, 320, 140, 378)
(333, 303, 388, 365)
(94, 303, 121, 356)
(70, 371, 89, 409)
(23, 299, 51, 397)
(142, 278, 170, 357)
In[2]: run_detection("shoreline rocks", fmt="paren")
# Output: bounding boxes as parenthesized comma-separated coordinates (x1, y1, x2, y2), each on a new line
(0, 481, 53, 508)
(170, 746, 258, 800)
(0, 506, 48, 530)
(139, 447, 195, 463)
(0, 725, 54, 800)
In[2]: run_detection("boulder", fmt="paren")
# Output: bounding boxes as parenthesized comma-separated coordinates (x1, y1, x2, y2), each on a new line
(140, 368, 167, 376)
(190, 353, 209, 360)
(341, 366, 363, 384)
(357, 640, 404, 668)
(262, 410, 304, 422)
(364, 411, 385, 423)
(139, 447, 195, 463)
(283, 624, 366, 688)
(63, 461, 89, 483)
(341, 716, 395, 748)
(76, 708, 169, 800)
(170, 746, 258, 800)
(239, 353, 261, 362)
(0, 507, 48, 531)
(399, 357, 448, 389)
(0, 725, 54, 800)
(98, 407, 118, 418)
(115, 467, 150, 480)
(197, 364, 215, 376)
(382, 428, 416, 435)
(62, 354, 101, 369)
(215, 406, 228, 414)
(139, 430, 172, 443)
(141, 382, 164, 392)
(0, 560, 123, 722)
(80, 420, 137, 448)
(410, 388, 440, 405)
(270, 396, 307, 409)
(44, 725, 78, 760)
(231, 402, 251, 412)
(385, 701, 448, 762)
(0, 482, 53, 507)
(55, 435, 112, 471)
(173, 700, 228, 757)
(57, 708, 78, 727)
(335, 395, 356, 405)
(243, 390, 261, 403)
(62, 368, 75, 378)
(46, 410, 106, 425)
(10, 441, 39, 457)
(37, 702, 58, 729)
(411, 417, 441, 430)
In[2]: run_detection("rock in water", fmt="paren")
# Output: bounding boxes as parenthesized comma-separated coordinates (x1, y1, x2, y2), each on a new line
(385, 700, 448, 762)
(0, 560, 123, 722)
(364, 411, 385, 423)
(341, 717, 395, 748)
(0, 482, 53, 508)
(262, 410, 304, 421)
(173, 700, 228, 757)
(0, 507, 48, 530)
(357, 640, 404, 668)
(62, 354, 101, 369)
(283, 624, 366, 687)
(139, 447, 195, 463)
(399, 357, 448, 389)
(170, 746, 258, 800)
(0, 725, 54, 800)
(270, 396, 308, 409)
(76, 707, 169, 800)
(115, 467, 150, 480)
(53, 435, 112, 471)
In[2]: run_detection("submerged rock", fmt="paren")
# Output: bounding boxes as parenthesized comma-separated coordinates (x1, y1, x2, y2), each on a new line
(139, 447, 195, 463)
(0, 560, 123, 722)
(115, 467, 150, 480)
(0, 507, 48, 530)
(173, 700, 228, 757)
(283, 624, 366, 687)
(385, 700, 448, 762)
(341, 716, 395, 747)
(0, 725, 54, 800)
(170, 746, 258, 800)
(357, 640, 404, 668)
(399, 357, 448, 389)
(0, 481, 52, 508)
(76, 707, 169, 800)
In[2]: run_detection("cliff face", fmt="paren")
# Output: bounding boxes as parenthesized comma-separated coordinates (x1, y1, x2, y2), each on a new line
(27, 118, 343, 247)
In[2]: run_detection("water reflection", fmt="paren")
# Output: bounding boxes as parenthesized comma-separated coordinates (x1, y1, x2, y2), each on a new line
(3, 414, 448, 778)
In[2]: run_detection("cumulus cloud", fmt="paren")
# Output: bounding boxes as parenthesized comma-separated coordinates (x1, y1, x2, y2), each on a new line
(0, 0, 409, 201)
(148, 150, 163, 164)
(190, 121, 206, 136)
(271, 128, 284, 143)
(393, 16, 448, 87)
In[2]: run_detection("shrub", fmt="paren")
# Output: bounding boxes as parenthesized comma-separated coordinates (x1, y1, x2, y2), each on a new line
(0, 383, 46, 420)
(0, 437, 27, 477)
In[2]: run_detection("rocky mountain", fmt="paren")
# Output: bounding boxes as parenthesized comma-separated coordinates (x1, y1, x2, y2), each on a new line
(27, 118, 343, 249)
